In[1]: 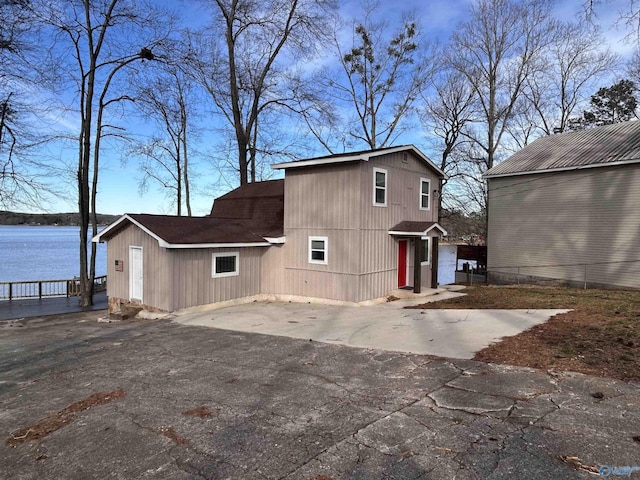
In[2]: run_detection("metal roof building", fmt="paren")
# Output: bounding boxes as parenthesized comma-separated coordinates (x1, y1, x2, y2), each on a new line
(485, 121, 640, 178)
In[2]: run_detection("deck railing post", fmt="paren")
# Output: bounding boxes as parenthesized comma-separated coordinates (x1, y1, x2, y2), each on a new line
(9, 283, 12, 301)
(38, 281, 42, 299)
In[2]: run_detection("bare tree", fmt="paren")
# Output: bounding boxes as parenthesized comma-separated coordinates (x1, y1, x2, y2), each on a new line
(521, 21, 617, 135)
(449, 0, 554, 176)
(582, 0, 640, 41)
(134, 66, 196, 216)
(191, 0, 336, 185)
(298, 1, 435, 152)
(423, 71, 476, 176)
(38, 0, 168, 306)
(421, 70, 477, 222)
(0, 0, 53, 209)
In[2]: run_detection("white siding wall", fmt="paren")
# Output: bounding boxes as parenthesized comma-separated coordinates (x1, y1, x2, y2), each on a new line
(488, 164, 640, 289)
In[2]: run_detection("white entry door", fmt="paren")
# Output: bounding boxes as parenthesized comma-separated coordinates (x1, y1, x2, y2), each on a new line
(129, 246, 143, 302)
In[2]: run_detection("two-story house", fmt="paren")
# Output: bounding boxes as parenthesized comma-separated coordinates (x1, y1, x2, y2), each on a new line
(94, 145, 447, 313)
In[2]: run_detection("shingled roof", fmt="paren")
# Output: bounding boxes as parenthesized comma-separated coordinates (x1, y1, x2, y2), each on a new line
(94, 180, 285, 247)
(484, 121, 640, 178)
(210, 179, 283, 238)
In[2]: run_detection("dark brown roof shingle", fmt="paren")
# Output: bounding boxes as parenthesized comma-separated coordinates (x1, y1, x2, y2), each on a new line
(99, 180, 286, 245)
(210, 179, 284, 237)
(128, 214, 268, 244)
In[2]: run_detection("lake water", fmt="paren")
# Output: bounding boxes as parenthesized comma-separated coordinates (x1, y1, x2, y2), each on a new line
(0, 225, 107, 282)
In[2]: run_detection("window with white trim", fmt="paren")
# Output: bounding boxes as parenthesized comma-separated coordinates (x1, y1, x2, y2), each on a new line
(308, 236, 328, 264)
(373, 168, 387, 207)
(420, 178, 431, 210)
(420, 237, 431, 265)
(212, 252, 239, 278)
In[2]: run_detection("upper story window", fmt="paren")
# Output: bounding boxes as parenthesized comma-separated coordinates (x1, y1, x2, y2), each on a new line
(420, 178, 431, 210)
(373, 168, 387, 207)
(212, 252, 239, 278)
(308, 236, 328, 265)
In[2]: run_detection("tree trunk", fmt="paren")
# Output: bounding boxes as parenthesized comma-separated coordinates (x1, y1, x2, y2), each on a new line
(181, 97, 191, 216)
(80, 71, 95, 307)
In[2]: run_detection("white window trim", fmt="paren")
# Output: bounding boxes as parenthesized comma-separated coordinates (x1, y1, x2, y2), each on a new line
(420, 236, 431, 266)
(419, 177, 431, 210)
(212, 251, 240, 278)
(373, 167, 388, 207)
(308, 236, 328, 265)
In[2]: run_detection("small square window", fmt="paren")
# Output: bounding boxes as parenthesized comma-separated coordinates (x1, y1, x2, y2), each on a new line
(309, 236, 328, 264)
(373, 168, 387, 207)
(212, 252, 239, 278)
(420, 178, 431, 210)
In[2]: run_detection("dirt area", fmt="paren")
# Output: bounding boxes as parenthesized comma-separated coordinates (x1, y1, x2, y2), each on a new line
(409, 285, 640, 382)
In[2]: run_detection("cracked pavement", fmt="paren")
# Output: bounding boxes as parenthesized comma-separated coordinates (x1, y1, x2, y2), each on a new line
(1, 311, 639, 479)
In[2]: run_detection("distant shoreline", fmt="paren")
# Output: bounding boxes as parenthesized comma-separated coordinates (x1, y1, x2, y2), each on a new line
(0, 211, 119, 227)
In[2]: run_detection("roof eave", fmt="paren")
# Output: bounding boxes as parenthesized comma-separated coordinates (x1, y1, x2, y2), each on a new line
(272, 145, 448, 179)
(484, 157, 640, 178)
(264, 236, 286, 244)
(165, 242, 272, 249)
(388, 223, 448, 237)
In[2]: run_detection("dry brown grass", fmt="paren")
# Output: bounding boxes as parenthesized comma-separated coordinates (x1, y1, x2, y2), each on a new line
(409, 285, 640, 381)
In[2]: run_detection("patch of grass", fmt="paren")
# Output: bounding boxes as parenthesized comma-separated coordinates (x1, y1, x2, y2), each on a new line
(409, 285, 640, 382)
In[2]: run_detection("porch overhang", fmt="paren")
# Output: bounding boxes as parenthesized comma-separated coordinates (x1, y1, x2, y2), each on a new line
(388, 221, 447, 237)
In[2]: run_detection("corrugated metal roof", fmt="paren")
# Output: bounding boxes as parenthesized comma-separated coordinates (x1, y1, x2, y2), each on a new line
(484, 121, 640, 177)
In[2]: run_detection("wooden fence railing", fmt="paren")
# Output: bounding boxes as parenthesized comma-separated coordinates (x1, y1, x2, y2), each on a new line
(0, 275, 107, 301)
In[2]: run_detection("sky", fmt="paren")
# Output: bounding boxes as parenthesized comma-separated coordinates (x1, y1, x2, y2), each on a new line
(16, 0, 639, 217)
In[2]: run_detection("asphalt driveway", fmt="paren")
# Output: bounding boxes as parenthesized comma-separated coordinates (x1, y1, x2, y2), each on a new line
(2, 311, 639, 479)
(175, 299, 570, 359)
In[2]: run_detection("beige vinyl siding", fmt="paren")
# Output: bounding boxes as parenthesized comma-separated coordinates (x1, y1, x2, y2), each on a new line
(260, 244, 286, 294)
(357, 152, 438, 295)
(105, 224, 173, 311)
(359, 151, 440, 229)
(106, 223, 265, 310)
(170, 247, 263, 310)
(283, 163, 364, 301)
(488, 164, 640, 289)
(283, 151, 440, 302)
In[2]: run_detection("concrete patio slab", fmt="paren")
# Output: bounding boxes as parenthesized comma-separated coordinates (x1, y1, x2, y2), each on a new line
(175, 301, 570, 359)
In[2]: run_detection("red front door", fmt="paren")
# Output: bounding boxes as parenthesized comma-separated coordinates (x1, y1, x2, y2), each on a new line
(398, 240, 407, 287)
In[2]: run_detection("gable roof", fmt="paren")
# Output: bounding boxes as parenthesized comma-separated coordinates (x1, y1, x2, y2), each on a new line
(272, 145, 447, 178)
(93, 180, 286, 248)
(93, 214, 274, 248)
(485, 121, 640, 178)
(388, 221, 448, 237)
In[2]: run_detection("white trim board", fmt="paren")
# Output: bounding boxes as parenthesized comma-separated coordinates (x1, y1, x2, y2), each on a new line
(272, 145, 448, 179)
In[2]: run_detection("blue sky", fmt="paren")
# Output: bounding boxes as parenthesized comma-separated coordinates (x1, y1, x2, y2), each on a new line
(27, 0, 636, 216)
